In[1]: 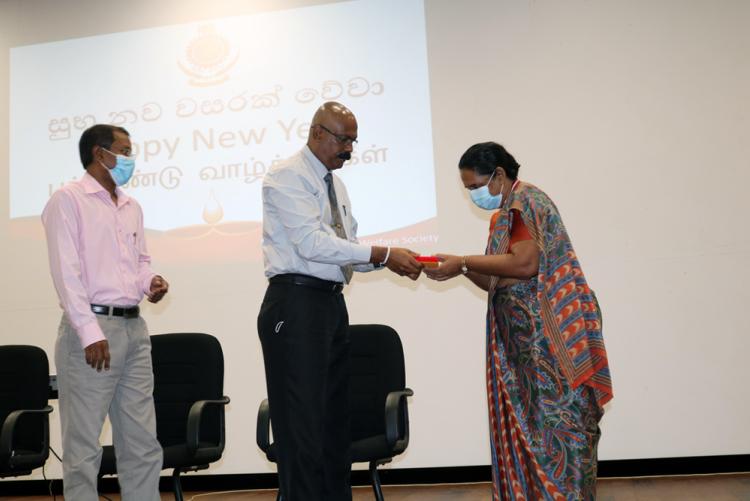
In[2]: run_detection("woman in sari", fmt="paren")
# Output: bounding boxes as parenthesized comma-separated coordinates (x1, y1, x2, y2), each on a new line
(425, 142, 613, 500)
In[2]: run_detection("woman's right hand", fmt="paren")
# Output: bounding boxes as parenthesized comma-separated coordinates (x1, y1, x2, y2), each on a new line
(423, 254, 463, 281)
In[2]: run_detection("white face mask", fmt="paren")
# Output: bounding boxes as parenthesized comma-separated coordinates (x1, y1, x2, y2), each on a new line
(469, 172, 504, 210)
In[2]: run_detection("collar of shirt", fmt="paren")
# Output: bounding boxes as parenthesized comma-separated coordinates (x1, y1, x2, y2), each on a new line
(301, 145, 332, 182)
(81, 171, 131, 207)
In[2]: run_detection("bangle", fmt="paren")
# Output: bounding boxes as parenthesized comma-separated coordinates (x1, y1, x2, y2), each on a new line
(382, 246, 391, 265)
(461, 256, 469, 275)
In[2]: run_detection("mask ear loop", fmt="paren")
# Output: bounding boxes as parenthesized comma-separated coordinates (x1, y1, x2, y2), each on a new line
(97, 147, 115, 169)
(489, 168, 505, 203)
(98, 150, 112, 171)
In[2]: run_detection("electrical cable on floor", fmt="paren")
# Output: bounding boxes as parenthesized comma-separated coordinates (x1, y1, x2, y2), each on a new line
(46, 446, 63, 500)
(187, 489, 272, 500)
(41, 463, 57, 501)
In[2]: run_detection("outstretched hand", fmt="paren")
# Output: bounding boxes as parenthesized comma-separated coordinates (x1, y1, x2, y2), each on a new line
(423, 254, 463, 282)
(385, 248, 423, 281)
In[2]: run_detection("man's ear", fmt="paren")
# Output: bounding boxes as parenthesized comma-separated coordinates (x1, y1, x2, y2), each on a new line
(309, 125, 320, 142)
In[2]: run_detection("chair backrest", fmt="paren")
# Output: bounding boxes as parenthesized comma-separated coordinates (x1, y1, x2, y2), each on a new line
(0, 346, 49, 454)
(348, 324, 407, 443)
(150, 334, 224, 448)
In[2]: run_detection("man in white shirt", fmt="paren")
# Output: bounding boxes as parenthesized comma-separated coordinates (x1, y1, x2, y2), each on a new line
(258, 102, 421, 500)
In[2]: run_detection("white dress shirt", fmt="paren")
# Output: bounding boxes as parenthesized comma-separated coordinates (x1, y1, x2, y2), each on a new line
(262, 145, 376, 282)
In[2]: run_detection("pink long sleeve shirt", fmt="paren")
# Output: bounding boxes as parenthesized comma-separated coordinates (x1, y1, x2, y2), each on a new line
(42, 172, 156, 349)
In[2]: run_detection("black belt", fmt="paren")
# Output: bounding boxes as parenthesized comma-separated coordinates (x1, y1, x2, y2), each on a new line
(269, 274, 344, 293)
(91, 304, 140, 318)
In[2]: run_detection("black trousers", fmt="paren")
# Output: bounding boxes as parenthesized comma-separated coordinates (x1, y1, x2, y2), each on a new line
(258, 281, 352, 501)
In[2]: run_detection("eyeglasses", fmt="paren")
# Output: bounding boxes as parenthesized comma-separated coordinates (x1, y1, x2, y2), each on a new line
(315, 124, 358, 146)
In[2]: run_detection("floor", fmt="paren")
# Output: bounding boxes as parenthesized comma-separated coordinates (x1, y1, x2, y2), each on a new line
(2, 473, 749, 500)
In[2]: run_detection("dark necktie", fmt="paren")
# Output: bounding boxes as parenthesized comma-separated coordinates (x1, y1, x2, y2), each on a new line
(324, 173, 353, 283)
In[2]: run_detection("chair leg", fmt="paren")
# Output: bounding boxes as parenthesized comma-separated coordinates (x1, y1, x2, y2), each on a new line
(172, 467, 184, 501)
(370, 461, 385, 501)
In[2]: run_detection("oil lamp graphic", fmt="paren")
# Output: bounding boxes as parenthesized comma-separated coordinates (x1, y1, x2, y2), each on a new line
(202, 190, 224, 224)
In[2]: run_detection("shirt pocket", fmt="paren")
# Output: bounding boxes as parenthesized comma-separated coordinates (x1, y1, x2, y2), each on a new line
(120, 222, 140, 262)
(339, 199, 355, 241)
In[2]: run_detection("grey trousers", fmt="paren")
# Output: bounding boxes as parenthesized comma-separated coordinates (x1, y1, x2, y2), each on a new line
(55, 313, 162, 501)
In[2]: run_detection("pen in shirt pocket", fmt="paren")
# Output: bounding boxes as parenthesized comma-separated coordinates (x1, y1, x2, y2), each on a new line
(342, 205, 347, 216)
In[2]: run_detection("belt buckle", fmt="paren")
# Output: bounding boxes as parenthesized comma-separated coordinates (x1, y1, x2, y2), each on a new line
(91, 304, 110, 316)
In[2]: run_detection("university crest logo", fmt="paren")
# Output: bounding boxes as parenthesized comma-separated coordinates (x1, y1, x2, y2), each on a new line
(178, 24, 239, 87)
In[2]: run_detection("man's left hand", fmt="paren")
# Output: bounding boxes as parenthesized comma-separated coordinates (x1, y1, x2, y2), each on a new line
(148, 275, 169, 303)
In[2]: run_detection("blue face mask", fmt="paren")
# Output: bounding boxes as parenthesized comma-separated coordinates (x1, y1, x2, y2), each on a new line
(100, 149, 135, 186)
(469, 172, 504, 210)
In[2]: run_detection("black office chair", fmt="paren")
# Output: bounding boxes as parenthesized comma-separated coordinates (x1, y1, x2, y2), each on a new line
(257, 324, 413, 501)
(0, 345, 54, 478)
(100, 333, 230, 501)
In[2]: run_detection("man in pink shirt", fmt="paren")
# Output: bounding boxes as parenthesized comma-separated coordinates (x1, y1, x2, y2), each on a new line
(42, 124, 169, 501)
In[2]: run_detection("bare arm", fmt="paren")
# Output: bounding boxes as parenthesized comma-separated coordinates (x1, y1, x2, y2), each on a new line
(464, 271, 491, 291)
(424, 240, 539, 287)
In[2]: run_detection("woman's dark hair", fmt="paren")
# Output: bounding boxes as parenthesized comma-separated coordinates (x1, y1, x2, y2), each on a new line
(458, 141, 520, 180)
(79, 124, 129, 168)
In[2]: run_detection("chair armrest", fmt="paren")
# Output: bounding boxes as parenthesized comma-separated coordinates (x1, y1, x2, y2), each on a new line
(186, 397, 230, 456)
(0, 406, 54, 468)
(256, 399, 271, 453)
(384, 388, 413, 454)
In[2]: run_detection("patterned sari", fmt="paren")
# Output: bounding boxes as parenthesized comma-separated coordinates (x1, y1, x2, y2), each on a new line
(485, 182, 613, 500)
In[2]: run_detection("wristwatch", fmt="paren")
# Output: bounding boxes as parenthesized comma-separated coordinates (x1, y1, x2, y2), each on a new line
(461, 256, 469, 275)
